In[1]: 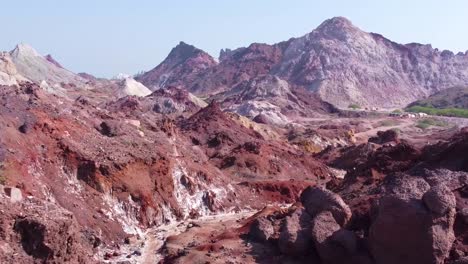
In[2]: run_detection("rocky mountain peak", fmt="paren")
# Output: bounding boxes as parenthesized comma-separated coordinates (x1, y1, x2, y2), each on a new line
(219, 48, 234, 61)
(10, 43, 40, 58)
(2, 43, 86, 88)
(167, 41, 214, 65)
(319, 16, 354, 27)
(136, 42, 217, 90)
(311, 16, 363, 40)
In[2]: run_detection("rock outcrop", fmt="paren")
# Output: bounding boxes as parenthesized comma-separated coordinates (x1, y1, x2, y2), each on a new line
(249, 216, 274, 242)
(0, 196, 94, 264)
(368, 129, 400, 144)
(300, 186, 352, 226)
(278, 208, 312, 256)
(370, 177, 456, 264)
(311, 211, 358, 264)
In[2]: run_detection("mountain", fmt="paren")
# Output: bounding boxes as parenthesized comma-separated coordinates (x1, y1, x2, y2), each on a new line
(408, 86, 468, 109)
(276, 17, 468, 108)
(0, 43, 85, 87)
(139, 41, 284, 96)
(138, 17, 468, 108)
(136, 41, 218, 91)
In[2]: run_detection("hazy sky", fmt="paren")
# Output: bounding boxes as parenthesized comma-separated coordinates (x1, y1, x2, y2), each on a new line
(2, 0, 467, 77)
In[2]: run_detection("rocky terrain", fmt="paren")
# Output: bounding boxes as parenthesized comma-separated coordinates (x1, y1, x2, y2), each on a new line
(0, 16, 467, 264)
(0, 81, 343, 263)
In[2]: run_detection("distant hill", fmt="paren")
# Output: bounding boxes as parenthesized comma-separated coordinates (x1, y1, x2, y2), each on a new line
(408, 86, 468, 109)
(406, 86, 468, 118)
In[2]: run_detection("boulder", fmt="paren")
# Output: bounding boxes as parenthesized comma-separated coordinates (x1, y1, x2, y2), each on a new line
(12, 211, 94, 263)
(18, 118, 37, 134)
(311, 211, 359, 264)
(4, 187, 22, 203)
(252, 114, 269, 124)
(124, 235, 140, 245)
(418, 169, 468, 191)
(300, 186, 352, 226)
(311, 211, 340, 261)
(369, 179, 456, 264)
(381, 173, 430, 199)
(278, 208, 312, 256)
(249, 216, 274, 242)
(423, 185, 456, 215)
(311, 211, 340, 246)
(329, 229, 358, 255)
(125, 119, 141, 129)
(368, 129, 399, 144)
(98, 120, 125, 137)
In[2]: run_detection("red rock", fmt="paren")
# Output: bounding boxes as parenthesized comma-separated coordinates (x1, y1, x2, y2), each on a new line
(278, 208, 312, 256)
(300, 186, 352, 226)
(368, 129, 400, 144)
(311, 211, 358, 264)
(423, 185, 457, 215)
(249, 216, 274, 242)
(369, 177, 456, 264)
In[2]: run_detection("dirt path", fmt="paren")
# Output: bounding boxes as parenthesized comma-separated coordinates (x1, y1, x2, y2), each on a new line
(137, 210, 255, 263)
(140, 221, 187, 263)
(354, 118, 414, 141)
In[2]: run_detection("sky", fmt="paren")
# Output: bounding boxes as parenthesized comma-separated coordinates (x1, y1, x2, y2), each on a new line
(1, 0, 467, 78)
